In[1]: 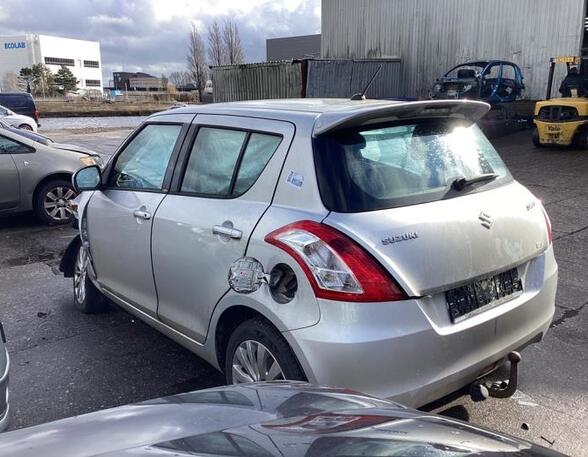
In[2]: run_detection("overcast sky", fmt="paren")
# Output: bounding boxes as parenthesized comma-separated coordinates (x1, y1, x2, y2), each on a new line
(0, 0, 321, 82)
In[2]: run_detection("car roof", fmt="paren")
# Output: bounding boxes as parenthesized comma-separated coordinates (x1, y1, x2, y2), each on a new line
(154, 98, 490, 136)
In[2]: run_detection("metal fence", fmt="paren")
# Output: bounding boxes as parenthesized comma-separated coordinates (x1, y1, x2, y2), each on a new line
(212, 61, 303, 103)
(212, 58, 403, 102)
(306, 59, 402, 99)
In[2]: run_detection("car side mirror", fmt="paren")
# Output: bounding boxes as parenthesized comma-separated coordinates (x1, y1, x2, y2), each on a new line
(73, 165, 102, 192)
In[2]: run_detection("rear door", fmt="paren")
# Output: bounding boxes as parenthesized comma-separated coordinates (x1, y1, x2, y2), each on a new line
(152, 115, 294, 342)
(0, 134, 22, 209)
(87, 115, 191, 315)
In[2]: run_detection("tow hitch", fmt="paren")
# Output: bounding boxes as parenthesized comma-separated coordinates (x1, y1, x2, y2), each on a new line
(470, 351, 522, 401)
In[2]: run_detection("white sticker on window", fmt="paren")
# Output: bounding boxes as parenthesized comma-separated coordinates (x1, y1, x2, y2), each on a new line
(286, 171, 304, 188)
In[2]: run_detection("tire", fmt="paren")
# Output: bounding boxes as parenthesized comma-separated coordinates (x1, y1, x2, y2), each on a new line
(18, 124, 33, 131)
(574, 127, 588, 150)
(225, 317, 306, 384)
(73, 243, 109, 313)
(34, 179, 77, 224)
(532, 129, 542, 148)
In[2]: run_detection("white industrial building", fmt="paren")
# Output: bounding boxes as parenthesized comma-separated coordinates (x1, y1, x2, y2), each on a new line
(0, 34, 103, 93)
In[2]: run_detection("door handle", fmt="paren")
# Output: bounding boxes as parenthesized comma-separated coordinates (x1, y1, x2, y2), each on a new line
(213, 225, 242, 239)
(133, 210, 152, 220)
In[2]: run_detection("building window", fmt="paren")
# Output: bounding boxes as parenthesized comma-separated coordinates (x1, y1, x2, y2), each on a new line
(84, 60, 100, 68)
(85, 79, 101, 87)
(44, 57, 74, 66)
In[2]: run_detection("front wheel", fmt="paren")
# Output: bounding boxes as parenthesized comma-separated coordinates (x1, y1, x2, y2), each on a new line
(18, 124, 33, 131)
(574, 127, 588, 150)
(532, 129, 543, 148)
(225, 318, 306, 384)
(34, 179, 77, 224)
(73, 244, 109, 314)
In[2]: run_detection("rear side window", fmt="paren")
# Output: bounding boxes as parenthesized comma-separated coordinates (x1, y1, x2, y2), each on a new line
(109, 124, 182, 190)
(181, 127, 281, 197)
(314, 121, 511, 212)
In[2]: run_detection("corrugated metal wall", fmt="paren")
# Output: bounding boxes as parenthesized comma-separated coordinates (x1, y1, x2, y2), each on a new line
(212, 58, 403, 102)
(212, 61, 303, 102)
(306, 59, 402, 98)
(322, 0, 585, 99)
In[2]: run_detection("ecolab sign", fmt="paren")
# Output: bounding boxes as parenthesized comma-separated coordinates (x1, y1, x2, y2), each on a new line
(4, 42, 26, 49)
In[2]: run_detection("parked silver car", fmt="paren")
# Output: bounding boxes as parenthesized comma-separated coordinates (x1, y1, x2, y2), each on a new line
(62, 99, 557, 407)
(0, 125, 100, 223)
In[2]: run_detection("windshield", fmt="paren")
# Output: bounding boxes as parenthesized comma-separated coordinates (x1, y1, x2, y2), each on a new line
(313, 120, 511, 212)
(445, 64, 485, 78)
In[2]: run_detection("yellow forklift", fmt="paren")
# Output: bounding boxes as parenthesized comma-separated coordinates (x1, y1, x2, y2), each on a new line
(533, 56, 588, 148)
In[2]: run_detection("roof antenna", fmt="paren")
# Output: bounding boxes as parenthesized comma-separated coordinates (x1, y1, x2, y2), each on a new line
(350, 65, 383, 100)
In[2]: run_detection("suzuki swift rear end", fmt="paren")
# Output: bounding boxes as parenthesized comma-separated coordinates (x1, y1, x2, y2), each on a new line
(252, 99, 557, 407)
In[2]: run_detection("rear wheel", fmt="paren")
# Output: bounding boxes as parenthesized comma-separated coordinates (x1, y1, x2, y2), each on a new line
(532, 129, 543, 148)
(18, 124, 33, 131)
(225, 318, 306, 384)
(73, 244, 109, 313)
(34, 179, 77, 224)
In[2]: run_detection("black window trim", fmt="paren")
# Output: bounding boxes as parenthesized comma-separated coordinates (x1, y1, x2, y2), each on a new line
(44, 56, 75, 67)
(102, 121, 190, 194)
(170, 124, 283, 200)
(0, 132, 36, 155)
(83, 60, 100, 68)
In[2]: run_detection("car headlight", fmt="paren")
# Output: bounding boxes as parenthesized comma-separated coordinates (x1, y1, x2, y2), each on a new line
(79, 155, 101, 167)
(433, 84, 442, 92)
(461, 84, 473, 92)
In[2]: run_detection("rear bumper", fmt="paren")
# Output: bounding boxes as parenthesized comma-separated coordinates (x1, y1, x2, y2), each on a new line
(534, 120, 581, 146)
(285, 247, 557, 407)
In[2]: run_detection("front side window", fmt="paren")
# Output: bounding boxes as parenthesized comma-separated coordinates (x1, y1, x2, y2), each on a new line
(181, 127, 281, 197)
(314, 121, 511, 212)
(109, 124, 182, 190)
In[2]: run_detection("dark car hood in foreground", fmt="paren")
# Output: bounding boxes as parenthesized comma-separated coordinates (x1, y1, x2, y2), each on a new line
(0, 383, 563, 457)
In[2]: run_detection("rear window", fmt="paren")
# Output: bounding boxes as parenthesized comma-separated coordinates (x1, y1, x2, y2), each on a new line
(313, 120, 511, 212)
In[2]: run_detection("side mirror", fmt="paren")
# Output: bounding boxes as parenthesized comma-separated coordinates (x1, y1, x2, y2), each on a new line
(73, 165, 102, 192)
(228, 257, 267, 294)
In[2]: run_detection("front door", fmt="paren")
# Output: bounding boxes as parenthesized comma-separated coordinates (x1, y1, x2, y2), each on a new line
(87, 117, 190, 316)
(152, 115, 295, 342)
(0, 134, 24, 210)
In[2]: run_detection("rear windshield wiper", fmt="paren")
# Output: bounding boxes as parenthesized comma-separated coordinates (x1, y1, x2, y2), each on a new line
(452, 173, 498, 191)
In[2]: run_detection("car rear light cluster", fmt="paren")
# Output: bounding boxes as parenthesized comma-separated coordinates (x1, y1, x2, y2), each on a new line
(265, 220, 407, 302)
(540, 204, 553, 245)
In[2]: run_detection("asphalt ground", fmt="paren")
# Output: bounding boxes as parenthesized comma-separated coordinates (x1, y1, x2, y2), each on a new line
(0, 127, 586, 456)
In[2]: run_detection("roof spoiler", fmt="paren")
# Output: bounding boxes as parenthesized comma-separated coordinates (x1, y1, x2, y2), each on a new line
(313, 100, 490, 137)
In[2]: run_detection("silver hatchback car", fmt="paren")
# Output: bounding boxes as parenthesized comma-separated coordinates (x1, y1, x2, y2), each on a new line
(62, 99, 557, 407)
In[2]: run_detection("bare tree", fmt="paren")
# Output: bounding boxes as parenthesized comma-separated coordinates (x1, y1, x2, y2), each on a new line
(1, 72, 20, 92)
(187, 23, 207, 98)
(222, 20, 245, 65)
(169, 71, 191, 88)
(207, 20, 226, 66)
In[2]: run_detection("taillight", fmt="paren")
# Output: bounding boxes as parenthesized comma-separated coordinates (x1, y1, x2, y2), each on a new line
(540, 204, 553, 245)
(264, 220, 407, 302)
(34, 109, 40, 122)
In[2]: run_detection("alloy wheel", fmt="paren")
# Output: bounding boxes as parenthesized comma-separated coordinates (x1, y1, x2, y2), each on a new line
(231, 340, 285, 383)
(44, 186, 76, 222)
(73, 246, 88, 304)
